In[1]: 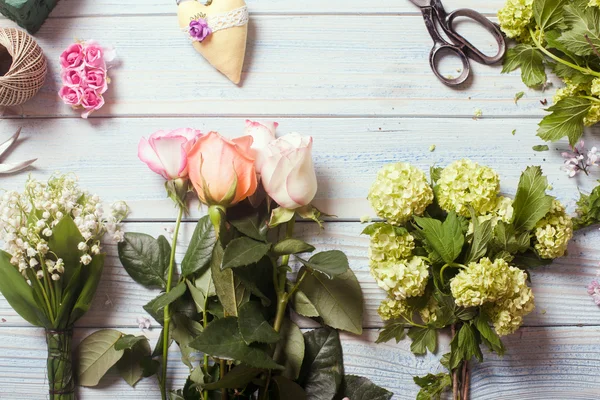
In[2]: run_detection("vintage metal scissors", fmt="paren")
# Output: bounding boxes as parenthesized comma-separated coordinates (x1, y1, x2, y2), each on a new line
(409, 0, 506, 86)
(0, 128, 36, 174)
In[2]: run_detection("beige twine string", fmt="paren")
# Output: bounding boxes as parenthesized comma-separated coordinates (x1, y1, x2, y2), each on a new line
(0, 27, 47, 106)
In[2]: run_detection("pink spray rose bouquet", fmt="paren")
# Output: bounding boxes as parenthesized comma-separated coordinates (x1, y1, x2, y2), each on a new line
(58, 40, 115, 118)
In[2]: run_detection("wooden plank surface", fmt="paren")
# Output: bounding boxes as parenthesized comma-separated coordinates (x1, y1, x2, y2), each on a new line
(0, 0, 599, 398)
(0, 15, 554, 118)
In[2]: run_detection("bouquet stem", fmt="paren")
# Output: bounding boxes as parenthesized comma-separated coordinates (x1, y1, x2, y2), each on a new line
(45, 329, 75, 400)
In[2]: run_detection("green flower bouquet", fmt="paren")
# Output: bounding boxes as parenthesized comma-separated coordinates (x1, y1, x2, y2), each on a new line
(365, 159, 573, 399)
(0, 174, 127, 399)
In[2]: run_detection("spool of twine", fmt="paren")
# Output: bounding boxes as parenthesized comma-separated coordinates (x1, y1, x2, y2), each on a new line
(0, 27, 47, 106)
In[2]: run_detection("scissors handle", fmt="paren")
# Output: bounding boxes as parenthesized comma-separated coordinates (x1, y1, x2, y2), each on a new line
(422, 7, 470, 86)
(446, 8, 506, 65)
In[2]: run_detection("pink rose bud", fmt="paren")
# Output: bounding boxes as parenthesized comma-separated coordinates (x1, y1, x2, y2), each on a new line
(84, 41, 106, 69)
(58, 86, 83, 106)
(84, 67, 108, 93)
(260, 133, 318, 210)
(138, 128, 203, 181)
(59, 43, 84, 69)
(187, 131, 258, 206)
(61, 68, 84, 87)
(245, 120, 279, 172)
(80, 88, 105, 118)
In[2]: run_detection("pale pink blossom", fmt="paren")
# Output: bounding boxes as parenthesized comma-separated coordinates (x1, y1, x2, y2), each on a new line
(588, 280, 600, 305)
(138, 129, 203, 180)
(245, 119, 278, 171)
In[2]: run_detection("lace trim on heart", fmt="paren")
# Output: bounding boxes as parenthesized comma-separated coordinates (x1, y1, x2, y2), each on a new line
(206, 6, 249, 32)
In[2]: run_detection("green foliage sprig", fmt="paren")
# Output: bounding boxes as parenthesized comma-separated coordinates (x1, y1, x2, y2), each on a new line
(366, 159, 573, 399)
(499, 0, 600, 145)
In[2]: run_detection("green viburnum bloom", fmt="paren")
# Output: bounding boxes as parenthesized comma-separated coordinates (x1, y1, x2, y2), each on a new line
(497, 0, 534, 39)
(368, 224, 415, 262)
(584, 104, 600, 127)
(590, 0, 600, 7)
(591, 78, 600, 97)
(370, 256, 430, 300)
(467, 196, 514, 235)
(419, 297, 438, 324)
(378, 297, 410, 321)
(450, 257, 512, 308)
(368, 162, 433, 225)
(485, 267, 535, 336)
(534, 199, 573, 259)
(553, 80, 591, 104)
(436, 159, 500, 217)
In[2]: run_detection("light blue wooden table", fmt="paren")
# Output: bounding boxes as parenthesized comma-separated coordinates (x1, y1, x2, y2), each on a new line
(0, 0, 599, 398)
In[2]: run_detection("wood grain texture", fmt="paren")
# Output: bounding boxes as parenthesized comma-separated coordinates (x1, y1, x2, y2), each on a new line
(0, 117, 595, 221)
(33, 0, 506, 17)
(0, 326, 598, 399)
(0, 15, 554, 118)
(1, 222, 598, 328)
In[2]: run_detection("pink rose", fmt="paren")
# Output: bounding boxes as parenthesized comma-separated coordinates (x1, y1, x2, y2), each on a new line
(187, 132, 258, 206)
(84, 42, 106, 69)
(80, 88, 105, 118)
(58, 86, 83, 106)
(245, 120, 278, 172)
(260, 133, 318, 210)
(60, 43, 84, 69)
(138, 128, 203, 180)
(61, 68, 84, 87)
(84, 67, 108, 93)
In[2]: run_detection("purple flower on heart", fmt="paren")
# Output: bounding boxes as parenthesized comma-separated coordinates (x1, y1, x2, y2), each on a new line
(189, 18, 212, 42)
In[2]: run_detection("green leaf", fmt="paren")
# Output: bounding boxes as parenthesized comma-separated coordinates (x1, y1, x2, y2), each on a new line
(289, 286, 320, 317)
(490, 222, 530, 254)
(77, 329, 124, 387)
(512, 250, 553, 269)
(361, 222, 408, 237)
(449, 323, 482, 369)
(335, 375, 393, 400)
(532, 145, 549, 151)
(501, 44, 546, 87)
(269, 207, 295, 228)
(274, 318, 305, 381)
(271, 376, 307, 400)
(230, 213, 268, 242)
(514, 91, 525, 104)
(114, 334, 147, 351)
(189, 317, 282, 370)
(430, 166, 442, 184)
(300, 327, 343, 400)
(171, 313, 203, 369)
(48, 215, 85, 277)
(537, 97, 591, 145)
(273, 238, 316, 256)
(186, 280, 206, 313)
(299, 268, 363, 334)
(573, 182, 600, 229)
(238, 301, 280, 344)
(511, 166, 554, 232)
(376, 321, 407, 344)
(297, 250, 350, 278)
(0, 250, 43, 326)
(69, 254, 105, 325)
(414, 212, 464, 264)
(465, 214, 493, 264)
(413, 373, 451, 400)
(210, 243, 238, 317)
(118, 232, 168, 289)
(407, 327, 437, 355)
(143, 281, 187, 321)
(117, 339, 151, 387)
(474, 314, 505, 355)
(233, 259, 274, 307)
(202, 364, 261, 390)
(558, 2, 600, 56)
(533, 0, 567, 32)
(222, 237, 271, 270)
(181, 216, 216, 277)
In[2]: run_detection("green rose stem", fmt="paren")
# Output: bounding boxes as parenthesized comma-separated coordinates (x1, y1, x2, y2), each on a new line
(161, 205, 184, 400)
(46, 329, 74, 400)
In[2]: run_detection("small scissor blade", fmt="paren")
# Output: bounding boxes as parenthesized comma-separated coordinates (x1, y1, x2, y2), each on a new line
(0, 127, 21, 157)
(408, 0, 432, 7)
(0, 159, 37, 174)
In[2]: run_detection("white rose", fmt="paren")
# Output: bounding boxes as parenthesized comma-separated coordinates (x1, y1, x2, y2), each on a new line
(260, 133, 318, 210)
(244, 119, 278, 171)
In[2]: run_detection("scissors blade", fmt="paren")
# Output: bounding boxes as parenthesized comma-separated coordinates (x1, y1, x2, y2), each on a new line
(408, 0, 433, 7)
(0, 159, 37, 174)
(0, 127, 21, 157)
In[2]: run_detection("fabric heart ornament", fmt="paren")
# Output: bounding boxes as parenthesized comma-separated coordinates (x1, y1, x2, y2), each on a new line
(178, 0, 248, 84)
